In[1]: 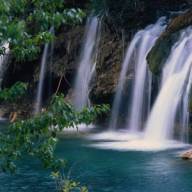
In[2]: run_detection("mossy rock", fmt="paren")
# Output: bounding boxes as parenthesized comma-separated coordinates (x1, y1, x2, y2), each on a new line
(147, 9, 192, 75)
(147, 32, 179, 75)
(189, 91, 192, 113)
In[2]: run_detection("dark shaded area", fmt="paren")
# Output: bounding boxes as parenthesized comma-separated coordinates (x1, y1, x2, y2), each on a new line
(65, 0, 89, 9)
(93, 0, 191, 32)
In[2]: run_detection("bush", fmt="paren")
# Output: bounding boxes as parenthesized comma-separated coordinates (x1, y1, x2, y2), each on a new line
(0, 93, 109, 177)
(0, 82, 28, 103)
(0, 0, 86, 61)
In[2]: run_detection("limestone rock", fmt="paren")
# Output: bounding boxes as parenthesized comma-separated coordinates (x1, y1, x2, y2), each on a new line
(181, 150, 192, 160)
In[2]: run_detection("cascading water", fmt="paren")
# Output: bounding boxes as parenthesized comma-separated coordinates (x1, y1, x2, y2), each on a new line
(109, 31, 143, 130)
(109, 18, 166, 130)
(73, 16, 101, 110)
(144, 30, 192, 143)
(90, 18, 166, 142)
(0, 43, 9, 89)
(34, 28, 54, 114)
(180, 68, 192, 141)
(88, 20, 192, 151)
(34, 43, 49, 114)
(128, 19, 166, 132)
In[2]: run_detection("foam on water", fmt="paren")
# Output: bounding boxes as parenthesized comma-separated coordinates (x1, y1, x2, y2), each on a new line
(64, 124, 95, 133)
(87, 130, 140, 141)
(88, 139, 189, 151)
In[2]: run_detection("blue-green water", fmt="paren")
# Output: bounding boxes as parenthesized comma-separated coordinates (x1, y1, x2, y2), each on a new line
(1, 135, 192, 192)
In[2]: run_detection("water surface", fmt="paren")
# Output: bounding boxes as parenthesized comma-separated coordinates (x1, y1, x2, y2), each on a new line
(1, 133, 192, 192)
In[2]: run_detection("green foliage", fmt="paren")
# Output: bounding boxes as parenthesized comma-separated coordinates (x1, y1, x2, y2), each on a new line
(0, 93, 109, 174)
(0, 82, 28, 103)
(0, 0, 86, 61)
(51, 171, 88, 192)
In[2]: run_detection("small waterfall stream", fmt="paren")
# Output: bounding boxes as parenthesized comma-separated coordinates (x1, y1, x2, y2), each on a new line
(0, 43, 9, 89)
(180, 68, 192, 141)
(109, 31, 143, 129)
(73, 16, 101, 110)
(34, 43, 49, 114)
(34, 28, 54, 114)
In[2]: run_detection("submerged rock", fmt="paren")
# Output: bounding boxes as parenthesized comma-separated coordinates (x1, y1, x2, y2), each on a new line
(147, 9, 192, 75)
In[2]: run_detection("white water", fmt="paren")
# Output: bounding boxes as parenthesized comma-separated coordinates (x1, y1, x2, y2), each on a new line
(109, 32, 143, 129)
(89, 139, 188, 151)
(87, 130, 140, 141)
(144, 30, 192, 142)
(128, 19, 166, 132)
(73, 16, 101, 110)
(34, 27, 54, 114)
(0, 43, 9, 89)
(34, 43, 49, 114)
(180, 68, 192, 142)
(109, 18, 166, 130)
(88, 22, 192, 152)
(64, 123, 95, 133)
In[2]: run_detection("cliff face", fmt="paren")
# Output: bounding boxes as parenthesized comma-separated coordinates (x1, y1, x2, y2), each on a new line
(91, 25, 123, 104)
(2, 1, 192, 110)
(95, 0, 190, 32)
(147, 9, 192, 75)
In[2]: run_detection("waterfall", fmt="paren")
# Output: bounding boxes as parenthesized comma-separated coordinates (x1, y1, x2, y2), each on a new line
(144, 30, 192, 142)
(180, 68, 192, 142)
(34, 27, 54, 114)
(73, 16, 101, 110)
(88, 20, 192, 150)
(88, 18, 192, 150)
(109, 31, 142, 129)
(109, 18, 166, 130)
(128, 19, 166, 132)
(34, 43, 49, 114)
(0, 43, 9, 89)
